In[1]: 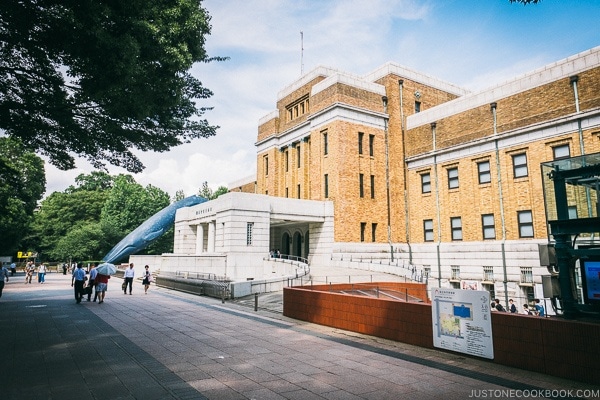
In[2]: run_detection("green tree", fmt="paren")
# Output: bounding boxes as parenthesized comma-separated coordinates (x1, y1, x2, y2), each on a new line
(198, 181, 228, 200)
(212, 186, 229, 199)
(100, 175, 172, 255)
(65, 171, 115, 193)
(52, 222, 107, 261)
(198, 181, 213, 199)
(173, 189, 186, 202)
(0, 137, 46, 255)
(29, 187, 109, 258)
(0, 0, 226, 173)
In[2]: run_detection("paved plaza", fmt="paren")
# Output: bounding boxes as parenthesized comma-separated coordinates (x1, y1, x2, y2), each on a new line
(1, 271, 598, 400)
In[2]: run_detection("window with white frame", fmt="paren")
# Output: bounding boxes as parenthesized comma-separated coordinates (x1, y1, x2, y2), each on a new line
(518, 210, 534, 238)
(246, 222, 254, 246)
(421, 172, 431, 194)
(451, 265, 460, 280)
(448, 167, 459, 189)
(520, 266, 533, 284)
(478, 160, 491, 184)
(553, 144, 570, 160)
(424, 219, 434, 242)
(483, 266, 494, 282)
(451, 217, 462, 241)
(512, 153, 528, 178)
(482, 214, 496, 240)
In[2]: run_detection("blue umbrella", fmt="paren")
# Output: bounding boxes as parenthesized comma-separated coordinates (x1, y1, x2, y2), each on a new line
(96, 262, 117, 276)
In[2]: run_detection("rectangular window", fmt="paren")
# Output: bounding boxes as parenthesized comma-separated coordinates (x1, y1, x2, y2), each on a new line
(360, 222, 366, 242)
(285, 150, 289, 172)
(451, 265, 460, 280)
(421, 173, 431, 194)
(451, 217, 462, 241)
(483, 266, 494, 282)
(246, 222, 254, 246)
(424, 219, 434, 242)
(370, 175, 375, 199)
(520, 267, 533, 284)
(371, 223, 377, 242)
(553, 144, 570, 160)
(369, 134, 375, 157)
(478, 161, 491, 184)
(518, 210, 534, 238)
(358, 132, 364, 155)
(482, 214, 496, 240)
(415, 101, 421, 113)
(568, 205, 577, 219)
(359, 173, 364, 198)
(297, 184, 301, 199)
(264, 156, 268, 176)
(512, 153, 528, 178)
(448, 167, 459, 189)
(297, 145, 301, 168)
(324, 174, 329, 198)
(323, 132, 328, 155)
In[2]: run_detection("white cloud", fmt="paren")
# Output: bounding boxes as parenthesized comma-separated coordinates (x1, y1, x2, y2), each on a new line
(42, 0, 600, 199)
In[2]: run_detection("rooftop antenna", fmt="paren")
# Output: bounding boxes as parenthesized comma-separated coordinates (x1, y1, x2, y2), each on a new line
(300, 31, 304, 75)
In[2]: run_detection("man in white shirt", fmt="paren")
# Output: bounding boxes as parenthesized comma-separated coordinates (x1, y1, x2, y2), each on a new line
(123, 263, 135, 295)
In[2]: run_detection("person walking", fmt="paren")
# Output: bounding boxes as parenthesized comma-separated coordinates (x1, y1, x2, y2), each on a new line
(124, 263, 135, 295)
(508, 299, 517, 313)
(37, 263, 47, 284)
(0, 263, 9, 299)
(95, 273, 110, 304)
(25, 261, 35, 284)
(87, 264, 98, 302)
(142, 265, 152, 294)
(71, 263, 86, 304)
(534, 299, 545, 317)
(10, 262, 16, 276)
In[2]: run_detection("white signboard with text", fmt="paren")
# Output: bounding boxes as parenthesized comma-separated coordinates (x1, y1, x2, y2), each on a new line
(431, 288, 494, 359)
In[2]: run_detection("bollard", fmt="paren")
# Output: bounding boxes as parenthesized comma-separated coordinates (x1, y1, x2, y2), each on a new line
(254, 292, 258, 311)
(221, 289, 225, 304)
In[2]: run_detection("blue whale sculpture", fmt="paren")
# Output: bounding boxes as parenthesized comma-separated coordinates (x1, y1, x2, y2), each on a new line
(102, 195, 207, 264)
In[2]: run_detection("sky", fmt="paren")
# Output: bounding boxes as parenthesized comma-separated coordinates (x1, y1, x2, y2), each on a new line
(43, 0, 600, 198)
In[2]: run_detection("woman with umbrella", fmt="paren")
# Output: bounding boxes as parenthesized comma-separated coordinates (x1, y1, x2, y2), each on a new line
(95, 263, 116, 304)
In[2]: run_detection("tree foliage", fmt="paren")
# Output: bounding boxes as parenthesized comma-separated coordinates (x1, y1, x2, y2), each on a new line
(0, 0, 225, 173)
(100, 174, 172, 255)
(198, 181, 228, 200)
(30, 184, 109, 258)
(0, 137, 46, 255)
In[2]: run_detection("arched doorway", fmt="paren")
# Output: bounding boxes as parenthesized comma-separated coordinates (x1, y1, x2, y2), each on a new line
(293, 231, 302, 258)
(304, 231, 309, 259)
(281, 232, 290, 256)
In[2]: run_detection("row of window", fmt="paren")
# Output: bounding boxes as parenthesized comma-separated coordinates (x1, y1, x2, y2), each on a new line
(286, 96, 309, 122)
(444, 265, 533, 284)
(420, 144, 571, 193)
(323, 131, 375, 157)
(423, 210, 534, 242)
(360, 222, 377, 242)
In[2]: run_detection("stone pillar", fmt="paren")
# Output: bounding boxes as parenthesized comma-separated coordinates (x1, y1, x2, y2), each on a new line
(196, 224, 204, 254)
(208, 221, 216, 253)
